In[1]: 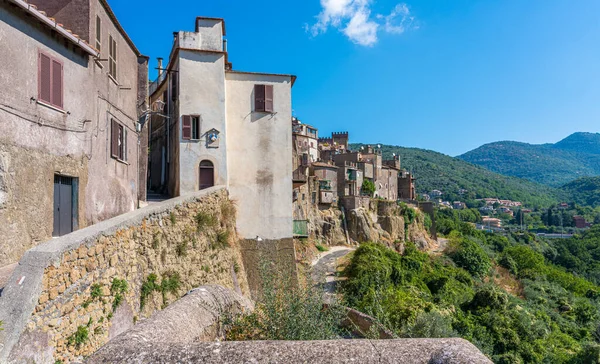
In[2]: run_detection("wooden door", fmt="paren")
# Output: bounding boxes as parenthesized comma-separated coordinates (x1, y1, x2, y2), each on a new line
(199, 161, 214, 190)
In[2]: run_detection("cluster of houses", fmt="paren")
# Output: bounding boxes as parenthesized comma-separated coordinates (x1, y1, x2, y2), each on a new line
(0, 0, 299, 267)
(291, 118, 416, 232)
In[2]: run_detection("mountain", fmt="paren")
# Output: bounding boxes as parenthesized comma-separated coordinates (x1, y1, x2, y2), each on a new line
(350, 143, 562, 208)
(561, 176, 600, 207)
(458, 132, 600, 187)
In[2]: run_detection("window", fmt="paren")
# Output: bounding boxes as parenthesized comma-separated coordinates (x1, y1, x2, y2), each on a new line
(182, 115, 201, 140)
(254, 84, 273, 112)
(111, 119, 127, 161)
(38, 51, 63, 109)
(95, 16, 101, 52)
(171, 73, 178, 101)
(108, 35, 117, 79)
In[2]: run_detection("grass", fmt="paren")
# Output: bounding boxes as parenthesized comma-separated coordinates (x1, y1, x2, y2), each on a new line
(221, 200, 236, 224)
(111, 278, 128, 312)
(212, 230, 230, 250)
(152, 232, 161, 249)
(196, 211, 217, 231)
(140, 274, 159, 310)
(315, 244, 329, 252)
(170, 212, 176, 225)
(176, 241, 188, 257)
(67, 325, 89, 348)
(90, 283, 102, 299)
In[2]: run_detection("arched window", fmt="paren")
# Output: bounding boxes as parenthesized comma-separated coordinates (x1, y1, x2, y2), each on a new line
(199, 160, 214, 190)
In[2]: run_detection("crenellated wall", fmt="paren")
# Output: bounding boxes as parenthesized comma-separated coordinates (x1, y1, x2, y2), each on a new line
(0, 187, 249, 364)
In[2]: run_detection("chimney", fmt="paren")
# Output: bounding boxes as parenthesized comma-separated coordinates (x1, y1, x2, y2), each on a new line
(157, 58, 163, 77)
(223, 39, 228, 52)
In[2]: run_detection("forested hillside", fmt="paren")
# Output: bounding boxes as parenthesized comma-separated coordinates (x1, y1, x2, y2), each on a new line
(562, 177, 600, 208)
(342, 211, 600, 363)
(350, 143, 562, 208)
(458, 133, 600, 187)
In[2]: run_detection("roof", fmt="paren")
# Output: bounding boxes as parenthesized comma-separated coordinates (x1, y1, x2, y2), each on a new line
(227, 70, 297, 86)
(99, 0, 144, 57)
(311, 162, 338, 169)
(8, 0, 99, 57)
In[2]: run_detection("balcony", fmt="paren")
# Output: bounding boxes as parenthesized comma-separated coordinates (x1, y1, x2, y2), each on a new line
(293, 220, 309, 238)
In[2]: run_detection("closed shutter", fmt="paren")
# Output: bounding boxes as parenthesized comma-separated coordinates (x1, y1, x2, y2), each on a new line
(265, 85, 274, 112)
(111, 119, 119, 158)
(182, 115, 192, 140)
(95, 16, 101, 52)
(39, 52, 52, 104)
(123, 128, 128, 161)
(171, 73, 177, 101)
(254, 84, 265, 112)
(51, 60, 63, 108)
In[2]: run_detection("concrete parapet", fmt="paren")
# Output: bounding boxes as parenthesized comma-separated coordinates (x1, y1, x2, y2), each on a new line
(86, 338, 492, 363)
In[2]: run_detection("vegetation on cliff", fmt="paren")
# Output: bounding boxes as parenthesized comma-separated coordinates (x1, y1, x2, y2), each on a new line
(343, 215, 600, 363)
(561, 177, 600, 208)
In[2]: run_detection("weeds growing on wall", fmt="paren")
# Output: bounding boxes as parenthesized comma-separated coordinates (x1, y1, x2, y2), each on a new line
(67, 325, 89, 348)
(225, 261, 347, 341)
(196, 211, 217, 231)
(110, 278, 128, 312)
(213, 230, 230, 250)
(140, 271, 182, 309)
(175, 241, 188, 257)
(220, 200, 236, 225)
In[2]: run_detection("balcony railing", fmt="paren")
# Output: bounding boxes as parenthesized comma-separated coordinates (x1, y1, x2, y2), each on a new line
(293, 220, 309, 238)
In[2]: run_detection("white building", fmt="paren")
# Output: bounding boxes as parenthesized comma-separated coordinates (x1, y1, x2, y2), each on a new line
(149, 17, 294, 240)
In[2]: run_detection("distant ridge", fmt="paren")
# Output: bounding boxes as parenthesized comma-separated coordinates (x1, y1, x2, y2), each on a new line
(458, 132, 600, 187)
(350, 143, 562, 207)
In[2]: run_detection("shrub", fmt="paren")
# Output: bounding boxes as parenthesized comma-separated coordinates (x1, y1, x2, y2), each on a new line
(213, 230, 230, 250)
(315, 244, 329, 252)
(111, 278, 128, 312)
(448, 238, 491, 278)
(361, 179, 376, 197)
(90, 284, 102, 300)
(503, 246, 545, 278)
(402, 310, 456, 338)
(140, 274, 159, 309)
(468, 284, 508, 311)
(226, 263, 346, 341)
(161, 271, 181, 296)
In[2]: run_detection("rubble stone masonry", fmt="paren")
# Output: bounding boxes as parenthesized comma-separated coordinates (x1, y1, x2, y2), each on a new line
(0, 187, 249, 364)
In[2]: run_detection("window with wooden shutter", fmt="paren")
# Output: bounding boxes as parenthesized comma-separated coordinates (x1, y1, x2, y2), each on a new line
(182, 115, 192, 140)
(95, 16, 101, 52)
(110, 119, 127, 161)
(254, 84, 274, 113)
(38, 51, 63, 109)
(111, 119, 119, 158)
(265, 85, 274, 112)
(254, 84, 265, 112)
(109, 35, 117, 79)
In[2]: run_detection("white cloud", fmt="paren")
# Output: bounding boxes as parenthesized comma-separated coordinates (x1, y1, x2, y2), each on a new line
(307, 1, 417, 46)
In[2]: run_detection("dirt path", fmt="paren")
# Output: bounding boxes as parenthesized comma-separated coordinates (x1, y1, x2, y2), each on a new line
(311, 247, 355, 303)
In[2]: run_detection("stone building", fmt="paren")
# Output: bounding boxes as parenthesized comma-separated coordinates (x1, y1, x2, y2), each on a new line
(398, 170, 416, 200)
(0, 0, 148, 266)
(149, 17, 294, 241)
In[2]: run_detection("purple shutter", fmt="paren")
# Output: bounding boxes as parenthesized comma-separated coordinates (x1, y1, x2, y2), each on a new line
(254, 84, 265, 112)
(182, 115, 192, 140)
(265, 85, 274, 112)
(39, 52, 52, 104)
(51, 59, 63, 108)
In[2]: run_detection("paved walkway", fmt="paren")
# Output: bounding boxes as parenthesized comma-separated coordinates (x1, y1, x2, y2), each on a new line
(311, 247, 355, 303)
(0, 262, 17, 295)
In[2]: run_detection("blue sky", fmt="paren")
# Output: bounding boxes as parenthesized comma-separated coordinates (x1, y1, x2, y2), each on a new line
(111, 0, 600, 156)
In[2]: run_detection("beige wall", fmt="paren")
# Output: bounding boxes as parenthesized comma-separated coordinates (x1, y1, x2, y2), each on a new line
(225, 72, 293, 240)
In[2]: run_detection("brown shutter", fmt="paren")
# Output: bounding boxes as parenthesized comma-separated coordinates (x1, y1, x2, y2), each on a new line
(265, 85, 274, 113)
(171, 73, 177, 101)
(51, 59, 63, 108)
(39, 52, 52, 104)
(111, 119, 119, 158)
(254, 84, 265, 112)
(182, 115, 192, 140)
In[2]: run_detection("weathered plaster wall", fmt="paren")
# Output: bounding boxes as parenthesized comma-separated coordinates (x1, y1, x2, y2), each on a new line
(0, 3, 146, 266)
(225, 72, 293, 240)
(0, 187, 249, 364)
(178, 51, 228, 193)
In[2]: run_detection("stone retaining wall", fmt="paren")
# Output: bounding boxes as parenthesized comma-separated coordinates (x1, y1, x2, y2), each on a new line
(0, 186, 249, 364)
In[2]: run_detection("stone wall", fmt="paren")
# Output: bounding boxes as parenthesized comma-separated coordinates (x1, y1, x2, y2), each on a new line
(0, 187, 249, 364)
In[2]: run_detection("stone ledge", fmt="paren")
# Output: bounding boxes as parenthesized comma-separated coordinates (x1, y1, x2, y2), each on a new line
(87, 338, 492, 364)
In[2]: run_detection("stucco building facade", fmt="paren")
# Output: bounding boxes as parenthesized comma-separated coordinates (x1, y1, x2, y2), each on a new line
(0, 0, 148, 266)
(149, 17, 294, 240)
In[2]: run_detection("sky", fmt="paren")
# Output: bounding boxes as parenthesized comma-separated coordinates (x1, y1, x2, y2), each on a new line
(110, 0, 600, 156)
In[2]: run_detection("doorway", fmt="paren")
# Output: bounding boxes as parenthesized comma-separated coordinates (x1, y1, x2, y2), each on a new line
(199, 160, 214, 190)
(53, 175, 78, 237)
